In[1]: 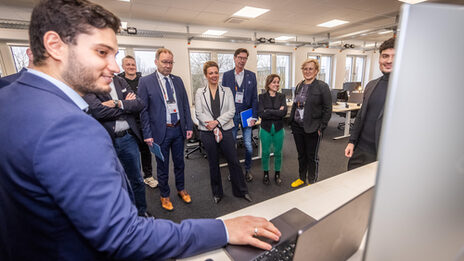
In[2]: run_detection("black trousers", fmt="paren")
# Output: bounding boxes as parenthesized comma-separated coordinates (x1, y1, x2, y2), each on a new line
(200, 129, 248, 198)
(137, 141, 153, 179)
(291, 123, 321, 184)
(347, 146, 377, 171)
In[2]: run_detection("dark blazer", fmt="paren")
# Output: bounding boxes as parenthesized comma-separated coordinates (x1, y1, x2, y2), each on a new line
(83, 76, 143, 142)
(138, 72, 193, 144)
(0, 68, 27, 88)
(222, 68, 258, 119)
(258, 91, 288, 132)
(0, 72, 227, 260)
(349, 77, 383, 149)
(289, 79, 332, 133)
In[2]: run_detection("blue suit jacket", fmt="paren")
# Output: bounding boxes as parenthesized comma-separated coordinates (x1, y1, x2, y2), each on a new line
(0, 72, 227, 260)
(222, 68, 258, 119)
(0, 68, 27, 88)
(138, 72, 193, 144)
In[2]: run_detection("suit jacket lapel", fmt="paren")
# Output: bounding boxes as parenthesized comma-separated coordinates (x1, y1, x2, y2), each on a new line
(202, 86, 213, 117)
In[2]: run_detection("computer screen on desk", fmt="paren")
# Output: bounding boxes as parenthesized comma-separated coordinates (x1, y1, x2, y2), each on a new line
(281, 88, 293, 101)
(343, 82, 361, 93)
(364, 3, 464, 261)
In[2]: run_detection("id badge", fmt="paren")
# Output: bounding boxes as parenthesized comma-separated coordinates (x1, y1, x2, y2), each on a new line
(167, 102, 178, 114)
(297, 108, 304, 119)
(235, 91, 244, 104)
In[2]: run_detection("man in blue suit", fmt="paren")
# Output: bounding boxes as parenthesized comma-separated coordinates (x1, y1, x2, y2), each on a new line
(138, 48, 193, 212)
(0, 0, 280, 260)
(83, 75, 149, 217)
(222, 48, 258, 182)
(0, 47, 33, 87)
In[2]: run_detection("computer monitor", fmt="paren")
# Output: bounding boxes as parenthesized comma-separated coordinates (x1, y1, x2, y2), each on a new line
(281, 88, 293, 100)
(364, 3, 464, 261)
(342, 82, 361, 93)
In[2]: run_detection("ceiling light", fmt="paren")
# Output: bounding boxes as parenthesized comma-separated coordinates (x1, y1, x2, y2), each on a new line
(119, 0, 130, 2)
(378, 30, 393, 35)
(317, 19, 348, 28)
(330, 41, 341, 46)
(398, 0, 427, 4)
(233, 6, 270, 18)
(203, 30, 227, 36)
(364, 43, 376, 48)
(275, 36, 294, 41)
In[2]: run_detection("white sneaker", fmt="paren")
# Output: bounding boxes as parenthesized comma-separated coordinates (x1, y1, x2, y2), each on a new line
(144, 177, 158, 188)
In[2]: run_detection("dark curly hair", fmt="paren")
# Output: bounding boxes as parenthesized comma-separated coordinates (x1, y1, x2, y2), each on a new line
(379, 37, 395, 54)
(29, 0, 121, 66)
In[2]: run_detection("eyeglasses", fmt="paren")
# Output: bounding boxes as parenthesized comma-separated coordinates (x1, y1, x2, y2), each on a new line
(236, 56, 248, 61)
(160, 60, 174, 65)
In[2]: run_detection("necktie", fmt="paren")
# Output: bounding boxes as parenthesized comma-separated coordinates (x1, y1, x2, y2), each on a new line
(164, 76, 178, 124)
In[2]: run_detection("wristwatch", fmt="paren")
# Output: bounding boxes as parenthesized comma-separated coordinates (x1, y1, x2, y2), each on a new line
(113, 99, 119, 108)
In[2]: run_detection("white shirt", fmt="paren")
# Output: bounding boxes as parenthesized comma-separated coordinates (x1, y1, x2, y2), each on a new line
(234, 69, 244, 87)
(108, 81, 130, 132)
(156, 70, 179, 124)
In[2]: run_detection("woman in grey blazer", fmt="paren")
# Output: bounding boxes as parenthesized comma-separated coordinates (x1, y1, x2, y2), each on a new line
(195, 61, 251, 204)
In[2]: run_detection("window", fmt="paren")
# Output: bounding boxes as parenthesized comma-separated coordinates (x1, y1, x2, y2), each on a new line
(257, 54, 271, 90)
(10, 45, 29, 72)
(188, 50, 234, 98)
(257, 53, 292, 91)
(276, 54, 290, 89)
(115, 49, 126, 73)
(189, 51, 211, 97)
(307, 53, 333, 87)
(345, 55, 366, 86)
(134, 49, 157, 76)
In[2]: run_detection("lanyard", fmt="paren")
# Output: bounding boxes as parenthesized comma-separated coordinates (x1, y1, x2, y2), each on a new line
(156, 73, 175, 102)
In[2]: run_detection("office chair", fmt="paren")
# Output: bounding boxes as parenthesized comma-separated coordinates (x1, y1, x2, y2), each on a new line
(185, 125, 206, 159)
(335, 90, 360, 130)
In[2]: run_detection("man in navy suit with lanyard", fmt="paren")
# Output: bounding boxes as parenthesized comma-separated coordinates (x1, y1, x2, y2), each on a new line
(138, 48, 193, 212)
(222, 48, 258, 182)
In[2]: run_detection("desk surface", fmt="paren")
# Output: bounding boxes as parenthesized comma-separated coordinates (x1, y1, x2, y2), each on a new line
(180, 162, 378, 261)
(332, 102, 362, 113)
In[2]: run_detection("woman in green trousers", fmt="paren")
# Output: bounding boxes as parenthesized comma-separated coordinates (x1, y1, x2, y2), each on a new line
(258, 74, 288, 185)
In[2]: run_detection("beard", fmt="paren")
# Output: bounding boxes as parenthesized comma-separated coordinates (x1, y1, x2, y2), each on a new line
(62, 48, 110, 95)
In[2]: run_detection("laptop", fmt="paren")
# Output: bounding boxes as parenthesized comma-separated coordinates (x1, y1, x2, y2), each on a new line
(225, 208, 317, 261)
(227, 187, 374, 261)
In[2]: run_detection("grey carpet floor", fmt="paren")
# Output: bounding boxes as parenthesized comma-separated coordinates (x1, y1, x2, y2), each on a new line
(145, 114, 351, 223)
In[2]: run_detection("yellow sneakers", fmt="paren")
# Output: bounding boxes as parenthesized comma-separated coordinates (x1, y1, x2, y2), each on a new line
(291, 178, 305, 188)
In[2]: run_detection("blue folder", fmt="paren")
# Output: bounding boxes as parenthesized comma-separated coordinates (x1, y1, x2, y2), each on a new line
(149, 143, 165, 162)
(240, 108, 253, 128)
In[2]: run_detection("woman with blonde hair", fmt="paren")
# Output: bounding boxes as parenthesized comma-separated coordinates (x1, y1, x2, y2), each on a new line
(289, 59, 332, 188)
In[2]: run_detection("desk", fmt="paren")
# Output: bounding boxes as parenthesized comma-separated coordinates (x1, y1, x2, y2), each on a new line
(179, 162, 377, 261)
(332, 102, 362, 140)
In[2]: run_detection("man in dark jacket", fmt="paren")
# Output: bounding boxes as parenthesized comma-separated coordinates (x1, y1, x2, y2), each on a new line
(345, 38, 395, 170)
(84, 76, 149, 217)
(118, 55, 158, 189)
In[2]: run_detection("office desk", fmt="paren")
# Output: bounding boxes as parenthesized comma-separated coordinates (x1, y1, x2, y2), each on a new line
(179, 162, 377, 261)
(332, 102, 362, 140)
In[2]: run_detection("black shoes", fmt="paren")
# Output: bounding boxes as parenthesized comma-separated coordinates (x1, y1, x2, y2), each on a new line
(263, 171, 270, 185)
(275, 171, 282, 185)
(213, 196, 222, 204)
(243, 194, 253, 202)
(245, 171, 253, 182)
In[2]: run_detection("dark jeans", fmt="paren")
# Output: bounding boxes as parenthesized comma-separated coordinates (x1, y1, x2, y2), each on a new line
(138, 141, 153, 179)
(347, 146, 377, 171)
(291, 123, 321, 184)
(200, 129, 248, 198)
(113, 133, 147, 215)
(156, 125, 185, 198)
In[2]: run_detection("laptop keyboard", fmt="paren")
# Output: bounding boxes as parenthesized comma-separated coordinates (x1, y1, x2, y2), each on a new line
(252, 239, 297, 261)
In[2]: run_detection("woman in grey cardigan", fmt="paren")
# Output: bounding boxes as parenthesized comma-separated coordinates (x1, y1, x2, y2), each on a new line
(195, 61, 251, 204)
